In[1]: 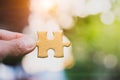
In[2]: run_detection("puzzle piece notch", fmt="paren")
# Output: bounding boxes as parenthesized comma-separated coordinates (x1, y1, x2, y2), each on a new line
(36, 31, 71, 58)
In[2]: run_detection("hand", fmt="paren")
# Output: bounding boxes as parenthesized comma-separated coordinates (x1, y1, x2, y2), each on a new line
(0, 29, 36, 58)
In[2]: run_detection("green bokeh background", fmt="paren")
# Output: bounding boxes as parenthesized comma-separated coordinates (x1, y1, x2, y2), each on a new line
(64, 1, 120, 79)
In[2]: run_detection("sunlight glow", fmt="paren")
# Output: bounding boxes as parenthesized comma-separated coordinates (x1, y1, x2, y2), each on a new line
(23, 0, 113, 74)
(41, 0, 55, 11)
(30, 0, 56, 12)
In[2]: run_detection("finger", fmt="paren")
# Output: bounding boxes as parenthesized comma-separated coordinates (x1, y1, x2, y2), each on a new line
(0, 36, 36, 58)
(0, 29, 23, 40)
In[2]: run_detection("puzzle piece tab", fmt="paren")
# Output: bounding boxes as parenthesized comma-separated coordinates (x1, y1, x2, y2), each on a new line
(36, 31, 71, 58)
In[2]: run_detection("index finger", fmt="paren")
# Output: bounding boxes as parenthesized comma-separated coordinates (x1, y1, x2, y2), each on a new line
(0, 29, 23, 40)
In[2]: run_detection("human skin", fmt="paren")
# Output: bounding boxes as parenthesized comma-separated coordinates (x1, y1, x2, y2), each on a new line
(0, 29, 36, 59)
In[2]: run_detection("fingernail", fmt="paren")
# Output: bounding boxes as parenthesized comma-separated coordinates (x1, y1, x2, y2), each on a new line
(19, 36, 36, 52)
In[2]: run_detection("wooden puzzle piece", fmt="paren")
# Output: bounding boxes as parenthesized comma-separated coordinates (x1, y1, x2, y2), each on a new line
(36, 31, 71, 58)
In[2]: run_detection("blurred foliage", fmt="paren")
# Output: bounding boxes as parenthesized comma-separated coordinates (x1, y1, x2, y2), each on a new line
(64, 13, 120, 79)
(66, 15, 120, 62)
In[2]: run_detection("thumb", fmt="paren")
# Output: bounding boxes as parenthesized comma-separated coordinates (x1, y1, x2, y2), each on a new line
(0, 36, 36, 58)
